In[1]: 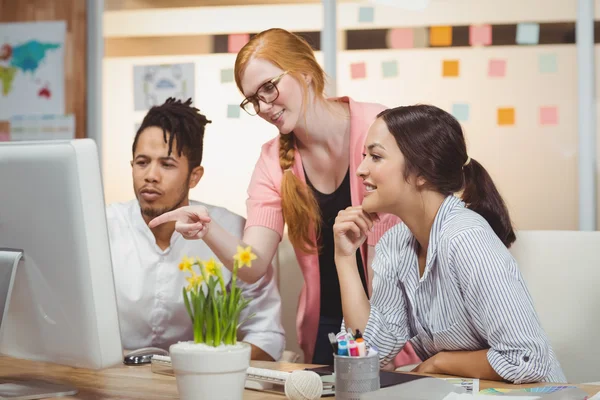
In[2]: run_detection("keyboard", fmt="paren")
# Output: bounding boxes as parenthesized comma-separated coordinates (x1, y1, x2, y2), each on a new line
(150, 355, 335, 395)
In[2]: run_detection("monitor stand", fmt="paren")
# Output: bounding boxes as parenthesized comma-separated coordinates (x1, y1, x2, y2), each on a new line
(0, 250, 78, 399)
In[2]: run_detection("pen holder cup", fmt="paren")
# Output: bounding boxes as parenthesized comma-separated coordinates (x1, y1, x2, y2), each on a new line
(333, 353, 380, 400)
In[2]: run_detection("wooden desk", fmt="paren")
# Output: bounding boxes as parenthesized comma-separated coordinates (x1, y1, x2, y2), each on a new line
(0, 357, 598, 399)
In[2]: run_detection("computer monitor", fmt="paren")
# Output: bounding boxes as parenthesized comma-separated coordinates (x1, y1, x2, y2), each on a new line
(0, 139, 123, 369)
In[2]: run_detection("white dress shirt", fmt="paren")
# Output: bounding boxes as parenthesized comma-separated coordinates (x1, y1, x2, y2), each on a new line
(106, 199, 285, 360)
(362, 195, 565, 384)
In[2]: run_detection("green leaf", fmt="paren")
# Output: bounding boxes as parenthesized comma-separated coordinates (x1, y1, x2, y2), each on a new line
(193, 292, 204, 343)
(183, 287, 193, 322)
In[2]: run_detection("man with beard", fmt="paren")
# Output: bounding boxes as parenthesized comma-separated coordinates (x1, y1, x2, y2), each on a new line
(106, 98, 285, 361)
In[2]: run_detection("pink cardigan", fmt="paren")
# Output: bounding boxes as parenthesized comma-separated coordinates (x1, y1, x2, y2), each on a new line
(245, 97, 420, 365)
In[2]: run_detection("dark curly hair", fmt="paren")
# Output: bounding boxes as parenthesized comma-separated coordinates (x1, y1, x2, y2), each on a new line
(132, 97, 211, 171)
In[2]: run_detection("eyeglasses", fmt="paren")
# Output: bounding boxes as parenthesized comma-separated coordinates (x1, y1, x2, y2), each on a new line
(240, 71, 288, 116)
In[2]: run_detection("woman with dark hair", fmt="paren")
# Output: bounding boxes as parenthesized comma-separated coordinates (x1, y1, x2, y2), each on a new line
(333, 104, 565, 383)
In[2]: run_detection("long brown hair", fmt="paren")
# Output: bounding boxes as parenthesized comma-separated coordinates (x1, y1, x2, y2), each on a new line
(234, 28, 325, 253)
(378, 105, 516, 248)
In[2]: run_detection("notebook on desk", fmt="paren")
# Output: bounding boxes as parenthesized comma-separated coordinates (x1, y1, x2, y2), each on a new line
(150, 355, 336, 396)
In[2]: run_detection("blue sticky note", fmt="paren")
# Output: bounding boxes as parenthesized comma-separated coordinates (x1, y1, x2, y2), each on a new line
(358, 6, 375, 23)
(452, 103, 470, 122)
(381, 60, 398, 78)
(516, 23, 540, 45)
(539, 53, 558, 73)
(220, 68, 234, 83)
(227, 104, 240, 119)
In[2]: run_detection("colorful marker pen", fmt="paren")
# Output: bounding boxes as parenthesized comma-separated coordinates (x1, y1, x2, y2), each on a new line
(349, 340, 359, 357)
(338, 340, 348, 356)
(356, 338, 366, 357)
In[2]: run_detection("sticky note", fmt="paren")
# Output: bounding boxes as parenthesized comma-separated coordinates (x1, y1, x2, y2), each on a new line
(350, 62, 367, 79)
(452, 103, 470, 122)
(413, 27, 429, 48)
(0, 132, 8, 141)
(469, 25, 492, 46)
(381, 60, 398, 78)
(358, 6, 375, 23)
(497, 108, 515, 126)
(227, 104, 240, 119)
(228, 34, 250, 53)
(387, 28, 414, 49)
(220, 68, 234, 83)
(539, 54, 558, 73)
(540, 106, 558, 125)
(488, 59, 506, 77)
(430, 26, 452, 46)
(516, 23, 540, 45)
(442, 60, 459, 77)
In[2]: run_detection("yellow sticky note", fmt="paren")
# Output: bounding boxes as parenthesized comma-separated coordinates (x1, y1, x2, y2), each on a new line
(497, 108, 515, 126)
(442, 60, 459, 77)
(430, 26, 452, 46)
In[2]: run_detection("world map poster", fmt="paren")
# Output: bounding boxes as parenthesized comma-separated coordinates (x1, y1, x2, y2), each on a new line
(0, 21, 65, 120)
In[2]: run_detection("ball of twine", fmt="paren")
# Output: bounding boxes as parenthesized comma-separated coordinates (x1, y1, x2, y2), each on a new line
(284, 370, 323, 400)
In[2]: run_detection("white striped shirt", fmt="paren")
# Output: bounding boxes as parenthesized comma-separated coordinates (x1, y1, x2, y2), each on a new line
(363, 195, 565, 384)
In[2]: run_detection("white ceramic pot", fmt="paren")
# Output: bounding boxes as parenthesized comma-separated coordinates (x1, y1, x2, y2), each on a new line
(170, 341, 251, 400)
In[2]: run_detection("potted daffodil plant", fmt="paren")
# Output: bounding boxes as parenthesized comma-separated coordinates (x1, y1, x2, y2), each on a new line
(169, 246, 257, 400)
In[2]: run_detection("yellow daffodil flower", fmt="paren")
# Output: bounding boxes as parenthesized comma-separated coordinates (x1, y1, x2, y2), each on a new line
(233, 245, 257, 268)
(178, 255, 193, 272)
(185, 273, 203, 292)
(203, 258, 220, 276)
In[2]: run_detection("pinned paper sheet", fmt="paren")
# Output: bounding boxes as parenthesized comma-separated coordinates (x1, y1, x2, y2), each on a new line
(451, 104, 469, 122)
(10, 114, 75, 141)
(497, 107, 515, 126)
(381, 60, 398, 78)
(516, 23, 540, 45)
(442, 60, 459, 77)
(350, 62, 367, 79)
(228, 34, 250, 53)
(358, 6, 375, 23)
(387, 28, 414, 49)
(539, 54, 558, 73)
(220, 68, 234, 83)
(227, 104, 240, 119)
(540, 106, 558, 125)
(469, 25, 492, 46)
(488, 59, 506, 77)
(430, 26, 452, 46)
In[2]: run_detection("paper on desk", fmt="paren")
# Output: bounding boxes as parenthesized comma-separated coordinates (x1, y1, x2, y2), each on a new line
(443, 395, 539, 400)
(442, 378, 479, 394)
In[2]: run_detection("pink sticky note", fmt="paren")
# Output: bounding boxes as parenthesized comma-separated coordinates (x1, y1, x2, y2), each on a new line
(228, 34, 250, 53)
(350, 62, 366, 79)
(488, 59, 506, 77)
(388, 28, 414, 49)
(540, 106, 558, 125)
(469, 25, 492, 46)
(0, 132, 8, 142)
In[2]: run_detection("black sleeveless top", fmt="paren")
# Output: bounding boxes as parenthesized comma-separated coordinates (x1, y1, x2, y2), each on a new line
(305, 169, 368, 318)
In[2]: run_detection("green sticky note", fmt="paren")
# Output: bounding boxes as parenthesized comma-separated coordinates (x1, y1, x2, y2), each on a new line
(539, 54, 557, 73)
(220, 68, 234, 83)
(516, 23, 539, 45)
(227, 104, 240, 119)
(452, 103, 470, 122)
(381, 60, 398, 78)
(358, 7, 374, 23)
